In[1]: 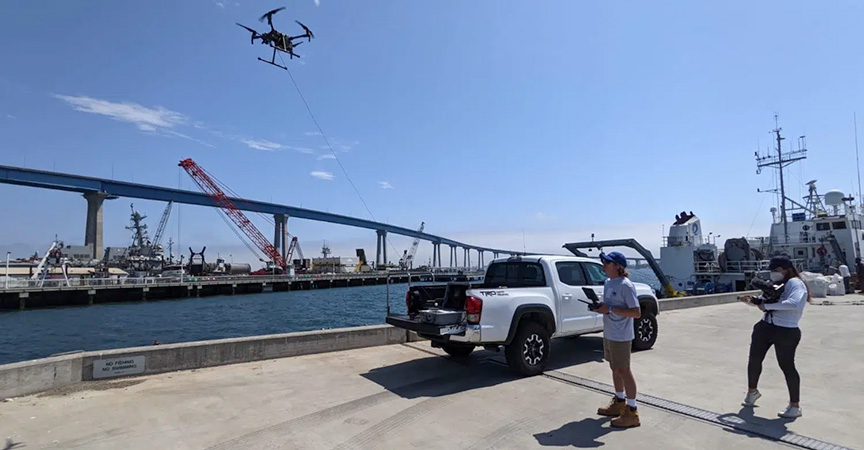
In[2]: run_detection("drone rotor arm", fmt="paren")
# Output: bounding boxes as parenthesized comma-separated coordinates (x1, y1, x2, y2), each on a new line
(295, 20, 314, 41)
(259, 6, 286, 30)
(236, 23, 261, 44)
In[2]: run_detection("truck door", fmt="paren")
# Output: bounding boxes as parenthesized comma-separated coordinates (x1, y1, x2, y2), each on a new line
(578, 262, 609, 329)
(554, 262, 601, 334)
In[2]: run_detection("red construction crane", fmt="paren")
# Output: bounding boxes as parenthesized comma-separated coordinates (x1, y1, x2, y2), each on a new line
(178, 158, 286, 268)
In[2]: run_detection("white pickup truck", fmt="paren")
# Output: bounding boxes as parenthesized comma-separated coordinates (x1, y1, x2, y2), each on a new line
(386, 255, 660, 376)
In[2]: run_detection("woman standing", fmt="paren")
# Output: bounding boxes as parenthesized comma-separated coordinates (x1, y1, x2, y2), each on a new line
(740, 256, 809, 418)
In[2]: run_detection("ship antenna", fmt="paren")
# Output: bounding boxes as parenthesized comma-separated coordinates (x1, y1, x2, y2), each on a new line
(755, 113, 808, 247)
(774, 114, 788, 245)
(855, 112, 862, 210)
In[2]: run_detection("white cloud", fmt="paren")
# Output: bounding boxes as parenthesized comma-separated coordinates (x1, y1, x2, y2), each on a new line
(314, 0, 320, 6)
(164, 130, 216, 148)
(311, 171, 334, 181)
(55, 94, 186, 130)
(378, 181, 393, 189)
(305, 131, 322, 136)
(5, 114, 15, 120)
(242, 139, 283, 151)
(320, 143, 352, 152)
(215, 1, 226, 8)
(317, 154, 337, 160)
(292, 147, 315, 154)
(533, 212, 556, 223)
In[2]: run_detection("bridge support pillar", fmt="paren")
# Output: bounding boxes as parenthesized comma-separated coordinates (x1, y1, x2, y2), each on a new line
(84, 192, 111, 260)
(450, 245, 456, 268)
(376, 230, 387, 268)
(274, 214, 288, 262)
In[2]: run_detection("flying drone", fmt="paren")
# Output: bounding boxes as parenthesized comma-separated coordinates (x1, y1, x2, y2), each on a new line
(236, 7, 314, 70)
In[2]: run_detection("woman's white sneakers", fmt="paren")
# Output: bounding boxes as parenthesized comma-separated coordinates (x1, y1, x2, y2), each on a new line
(779, 404, 803, 418)
(743, 392, 802, 418)
(742, 390, 762, 407)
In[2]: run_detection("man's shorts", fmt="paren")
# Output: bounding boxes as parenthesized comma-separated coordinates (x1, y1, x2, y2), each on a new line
(603, 338, 631, 369)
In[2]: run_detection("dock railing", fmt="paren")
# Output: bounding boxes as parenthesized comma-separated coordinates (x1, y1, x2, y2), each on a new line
(0, 268, 484, 293)
(693, 258, 806, 274)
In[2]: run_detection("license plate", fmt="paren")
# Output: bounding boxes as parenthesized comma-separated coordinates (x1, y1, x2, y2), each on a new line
(438, 325, 465, 335)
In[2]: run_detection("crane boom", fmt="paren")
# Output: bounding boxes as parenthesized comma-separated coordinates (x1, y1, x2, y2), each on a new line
(400, 222, 424, 268)
(179, 158, 285, 267)
(151, 200, 173, 246)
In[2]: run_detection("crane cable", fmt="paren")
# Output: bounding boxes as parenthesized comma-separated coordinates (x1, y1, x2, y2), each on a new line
(279, 52, 402, 263)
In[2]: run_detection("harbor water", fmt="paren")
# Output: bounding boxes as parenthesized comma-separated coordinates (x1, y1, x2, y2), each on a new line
(0, 269, 660, 365)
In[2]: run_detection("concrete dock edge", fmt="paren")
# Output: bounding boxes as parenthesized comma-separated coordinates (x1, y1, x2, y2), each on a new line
(658, 290, 756, 312)
(0, 291, 752, 399)
(0, 353, 83, 399)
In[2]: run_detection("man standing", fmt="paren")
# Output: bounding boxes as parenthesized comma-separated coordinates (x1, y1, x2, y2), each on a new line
(839, 263, 851, 294)
(856, 258, 864, 293)
(594, 251, 643, 428)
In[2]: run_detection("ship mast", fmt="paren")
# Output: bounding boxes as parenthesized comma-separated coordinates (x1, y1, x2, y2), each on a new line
(756, 114, 808, 245)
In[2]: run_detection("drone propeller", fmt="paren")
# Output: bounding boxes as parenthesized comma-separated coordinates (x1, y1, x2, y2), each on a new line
(295, 20, 314, 41)
(259, 6, 286, 26)
(236, 23, 260, 44)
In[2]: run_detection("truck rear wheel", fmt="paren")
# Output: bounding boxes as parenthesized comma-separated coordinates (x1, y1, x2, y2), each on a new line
(505, 321, 550, 376)
(441, 343, 474, 358)
(632, 311, 658, 351)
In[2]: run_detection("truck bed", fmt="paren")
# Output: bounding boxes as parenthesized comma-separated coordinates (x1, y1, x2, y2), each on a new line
(406, 282, 474, 314)
(385, 315, 466, 337)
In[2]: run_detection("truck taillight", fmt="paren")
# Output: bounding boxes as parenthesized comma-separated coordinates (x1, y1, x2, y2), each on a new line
(466, 296, 482, 324)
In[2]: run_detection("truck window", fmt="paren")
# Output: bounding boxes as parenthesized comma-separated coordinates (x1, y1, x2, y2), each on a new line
(555, 262, 588, 286)
(580, 262, 608, 286)
(485, 262, 547, 288)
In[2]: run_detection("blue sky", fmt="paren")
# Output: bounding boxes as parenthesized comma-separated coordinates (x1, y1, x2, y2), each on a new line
(2, 0, 864, 265)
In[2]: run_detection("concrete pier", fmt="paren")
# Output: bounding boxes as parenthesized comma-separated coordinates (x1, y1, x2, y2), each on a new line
(0, 271, 484, 310)
(0, 294, 859, 449)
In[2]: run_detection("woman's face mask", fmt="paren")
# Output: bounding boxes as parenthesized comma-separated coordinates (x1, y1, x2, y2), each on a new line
(770, 271, 785, 282)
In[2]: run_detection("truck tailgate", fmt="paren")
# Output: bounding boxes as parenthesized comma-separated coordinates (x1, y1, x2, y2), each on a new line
(386, 315, 466, 336)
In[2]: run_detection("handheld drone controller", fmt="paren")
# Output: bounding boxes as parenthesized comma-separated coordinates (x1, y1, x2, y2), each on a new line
(745, 277, 785, 305)
(579, 287, 602, 311)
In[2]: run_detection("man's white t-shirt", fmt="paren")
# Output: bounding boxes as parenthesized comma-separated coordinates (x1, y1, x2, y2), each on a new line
(602, 277, 640, 342)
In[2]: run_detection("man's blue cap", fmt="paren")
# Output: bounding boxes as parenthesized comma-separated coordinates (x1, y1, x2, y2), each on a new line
(600, 251, 627, 268)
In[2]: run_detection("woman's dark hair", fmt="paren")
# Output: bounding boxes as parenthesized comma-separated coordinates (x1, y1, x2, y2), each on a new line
(781, 263, 812, 302)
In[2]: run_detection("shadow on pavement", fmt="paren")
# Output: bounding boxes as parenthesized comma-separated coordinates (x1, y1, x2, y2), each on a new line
(534, 417, 623, 448)
(360, 352, 515, 399)
(3, 438, 25, 450)
(362, 334, 605, 399)
(717, 406, 795, 441)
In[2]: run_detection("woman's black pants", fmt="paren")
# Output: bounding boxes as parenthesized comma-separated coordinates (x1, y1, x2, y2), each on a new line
(748, 320, 802, 403)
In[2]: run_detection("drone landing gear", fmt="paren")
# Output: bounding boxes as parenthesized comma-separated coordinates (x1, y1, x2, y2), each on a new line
(258, 57, 288, 70)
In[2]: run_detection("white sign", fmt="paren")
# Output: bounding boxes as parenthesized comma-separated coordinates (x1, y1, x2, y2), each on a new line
(93, 356, 146, 379)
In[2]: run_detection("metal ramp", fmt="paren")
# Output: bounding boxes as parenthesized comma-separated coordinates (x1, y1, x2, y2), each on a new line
(562, 238, 675, 298)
